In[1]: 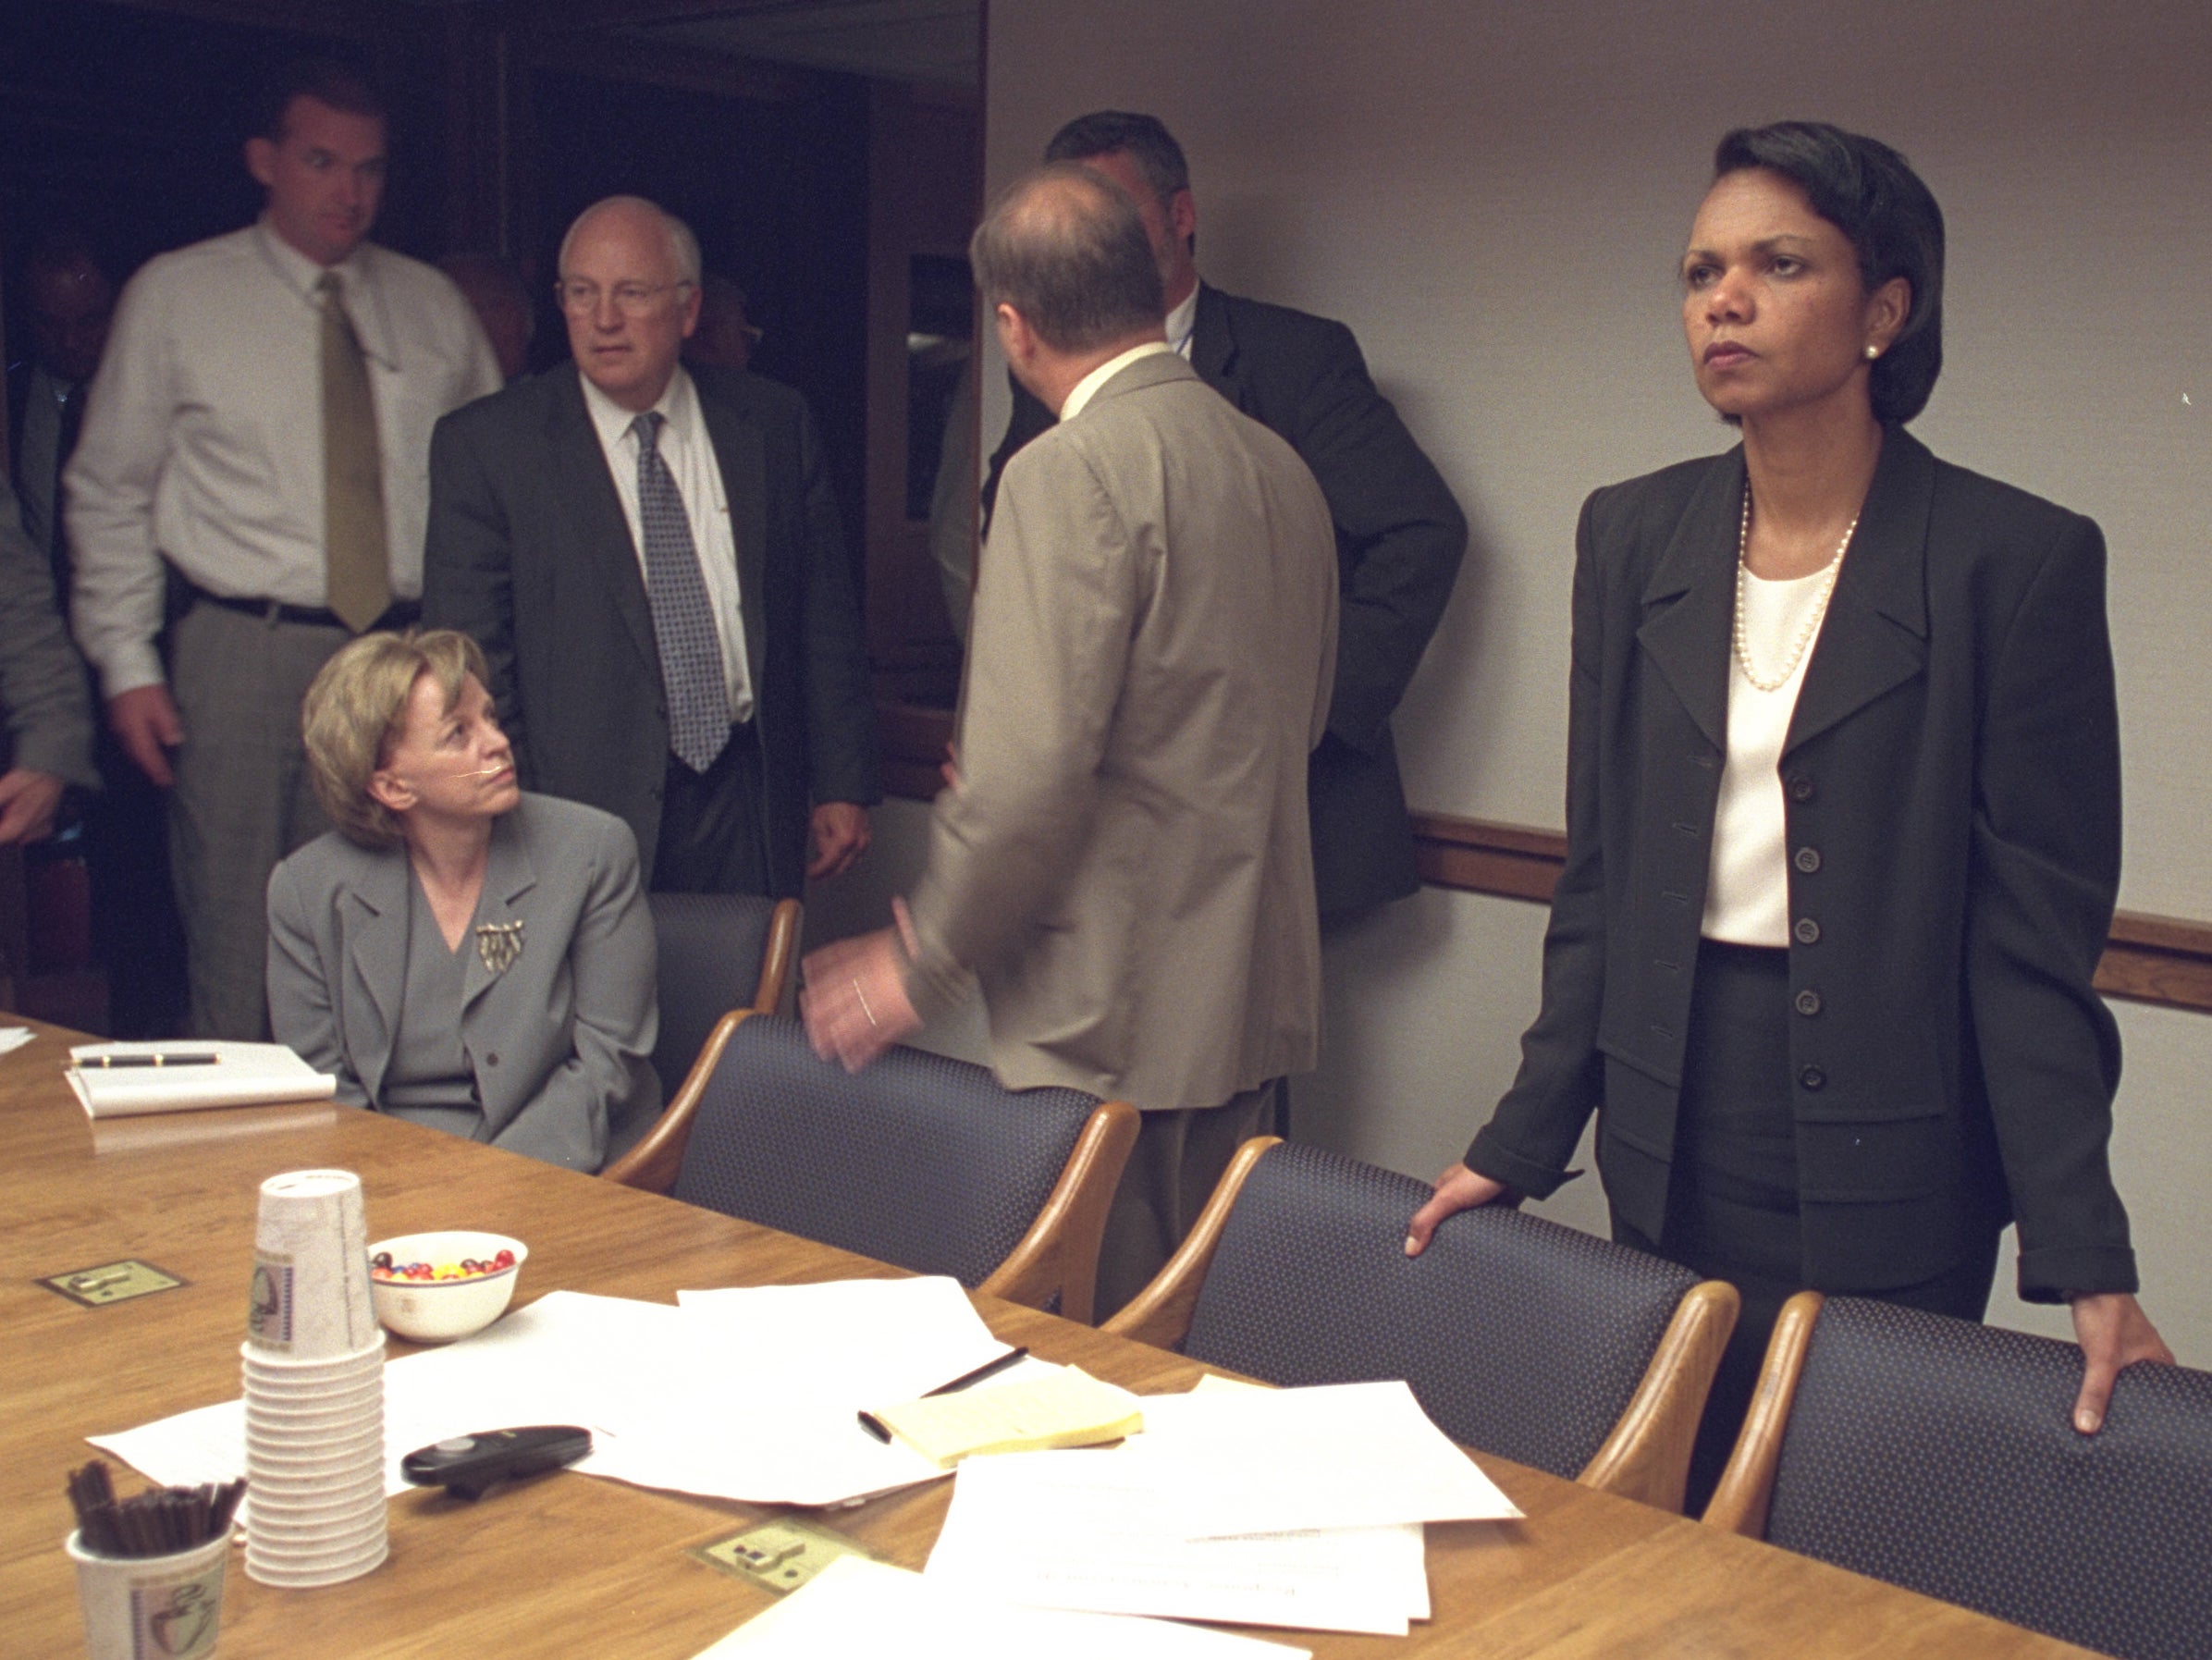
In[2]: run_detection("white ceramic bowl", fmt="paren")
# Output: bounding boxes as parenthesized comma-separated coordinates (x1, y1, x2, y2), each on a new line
(365, 1232, 527, 1343)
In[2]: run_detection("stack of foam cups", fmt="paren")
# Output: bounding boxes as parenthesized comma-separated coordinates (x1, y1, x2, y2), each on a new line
(240, 1169, 388, 1587)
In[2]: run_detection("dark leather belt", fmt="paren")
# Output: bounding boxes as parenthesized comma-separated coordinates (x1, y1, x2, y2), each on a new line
(190, 588, 422, 633)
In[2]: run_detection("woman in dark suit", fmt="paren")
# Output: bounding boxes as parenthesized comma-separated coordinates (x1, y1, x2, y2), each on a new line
(1404, 122, 2169, 1490)
(267, 629, 658, 1172)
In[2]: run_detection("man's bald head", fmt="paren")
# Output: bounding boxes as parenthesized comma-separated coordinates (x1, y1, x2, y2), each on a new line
(970, 164, 1164, 355)
(558, 195, 700, 290)
(557, 195, 703, 412)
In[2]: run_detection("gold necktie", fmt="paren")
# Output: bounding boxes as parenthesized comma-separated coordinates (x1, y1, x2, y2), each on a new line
(319, 271, 390, 633)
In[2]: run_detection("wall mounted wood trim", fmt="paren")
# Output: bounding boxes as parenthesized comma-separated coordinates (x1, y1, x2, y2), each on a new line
(1408, 810, 2212, 1017)
(872, 703, 2212, 1015)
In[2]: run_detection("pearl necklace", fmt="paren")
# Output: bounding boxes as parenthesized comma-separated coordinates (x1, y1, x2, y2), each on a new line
(1731, 486, 1855, 694)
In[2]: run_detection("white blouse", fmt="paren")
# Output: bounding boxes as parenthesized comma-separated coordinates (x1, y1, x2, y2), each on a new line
(1701, 562, 1837, 945)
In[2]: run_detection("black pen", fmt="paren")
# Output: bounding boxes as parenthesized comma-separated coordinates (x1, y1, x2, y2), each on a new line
(83, 1053, 221, 1068)
(857, 1346, 1030, 1443)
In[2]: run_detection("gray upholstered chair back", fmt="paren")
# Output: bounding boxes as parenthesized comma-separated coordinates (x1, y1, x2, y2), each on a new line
(1764, 1297, 2212, 1660)
(1181, 1142, 1700, 1479)
(670, 1015, 1101, 1288)
(646, 891, 778, 1101)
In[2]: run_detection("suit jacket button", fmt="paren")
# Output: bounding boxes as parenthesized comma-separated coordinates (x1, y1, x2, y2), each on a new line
(1799, 1065, 1825, 1091)
(1794, 989, 1822, 1016)
(1788, 775, 1815, 803)
(485, 1052, 499, 1066)
(1793, 846, 1822, 874)
(1793, 917, 1821, 945)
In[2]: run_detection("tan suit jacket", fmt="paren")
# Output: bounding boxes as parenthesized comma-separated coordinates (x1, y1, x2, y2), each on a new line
(906, 351, 1338, 1111)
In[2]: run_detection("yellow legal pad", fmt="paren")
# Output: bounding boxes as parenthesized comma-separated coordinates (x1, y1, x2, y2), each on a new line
(871, 1366, 1144, 1467)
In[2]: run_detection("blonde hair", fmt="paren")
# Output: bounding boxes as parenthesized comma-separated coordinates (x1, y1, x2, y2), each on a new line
(301, 629, 490, 848)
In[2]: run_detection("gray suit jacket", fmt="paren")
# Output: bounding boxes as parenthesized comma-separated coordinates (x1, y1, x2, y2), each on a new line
(907, 351, 1339, 1111)
(266, 793, 658, 1171)
(0, 474, 95, 791)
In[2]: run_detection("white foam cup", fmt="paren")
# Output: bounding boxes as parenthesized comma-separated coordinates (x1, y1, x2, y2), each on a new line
(67, 1527, 228, 1660)
(244, 1440, 384, 1482)
(240, 1341, 384, 1383)
(244, 1394, 381, 1427)
(248, 1170, 375, 1359)
(241, 1537, 388, 1589)
(244, 1517, 387, 1586)
(244, 1500, 387, 1543)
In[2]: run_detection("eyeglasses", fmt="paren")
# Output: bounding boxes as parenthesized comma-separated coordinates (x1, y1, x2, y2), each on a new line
(554, 279, 694, 317)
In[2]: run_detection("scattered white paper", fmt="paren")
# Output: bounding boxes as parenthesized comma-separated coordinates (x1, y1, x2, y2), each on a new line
(694, 1555, 1310, 1659)
(1124, 1380, 1520, 1536)
(0, 1026, 33, 1055)
(93, 1278, 1022, 1508)
(928, 1450, 1427, 1636)
(926, 1377, 1509, 1635)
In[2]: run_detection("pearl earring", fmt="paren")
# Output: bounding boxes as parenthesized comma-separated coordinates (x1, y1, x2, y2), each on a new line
(1864, 345, 1880, 360)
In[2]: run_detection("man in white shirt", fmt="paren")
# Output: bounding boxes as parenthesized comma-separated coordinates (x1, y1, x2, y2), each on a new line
(67, 59, 501, 1039)
(424, 196, 879, 903)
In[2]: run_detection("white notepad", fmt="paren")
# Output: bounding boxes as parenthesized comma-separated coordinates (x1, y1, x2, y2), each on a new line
(68, 1041, 337, 1118)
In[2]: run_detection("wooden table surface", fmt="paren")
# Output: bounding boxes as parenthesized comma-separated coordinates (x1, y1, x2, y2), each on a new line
(0, 1019, 2089, 1658)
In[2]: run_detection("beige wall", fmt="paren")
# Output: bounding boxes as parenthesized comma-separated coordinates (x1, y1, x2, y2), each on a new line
(878, 0, 2212, 1359)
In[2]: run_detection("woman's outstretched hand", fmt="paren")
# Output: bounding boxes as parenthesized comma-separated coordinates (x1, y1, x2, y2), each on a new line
(1404, 1162, 1509, 1257)
(2070, 1291, 2174, 1433)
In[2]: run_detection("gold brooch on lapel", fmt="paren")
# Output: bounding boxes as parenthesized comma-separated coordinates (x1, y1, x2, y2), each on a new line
(473, 919, 525, 978)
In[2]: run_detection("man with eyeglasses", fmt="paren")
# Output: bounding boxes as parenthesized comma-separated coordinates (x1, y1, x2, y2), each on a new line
(67, 58, 500, 1039)
(424, 196, 878, 921)
(981, 112, 1466, 933)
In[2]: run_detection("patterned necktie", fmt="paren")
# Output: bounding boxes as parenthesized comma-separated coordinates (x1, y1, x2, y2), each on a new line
(318, 272, 390, 633)
(50, 381, 83, 590)
(632, 412, 731, 772)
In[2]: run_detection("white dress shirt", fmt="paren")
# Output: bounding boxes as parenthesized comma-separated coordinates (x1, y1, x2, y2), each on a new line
(578, 365, 756, 723)
(66, 218, 501, 698)
(1059, 340, 1177, 422)
(1702, 563, 1835, 946)
(1165, 284, 1199, 359)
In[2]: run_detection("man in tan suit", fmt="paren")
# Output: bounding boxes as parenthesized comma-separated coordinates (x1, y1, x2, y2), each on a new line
(804, 165, 1337, 1311)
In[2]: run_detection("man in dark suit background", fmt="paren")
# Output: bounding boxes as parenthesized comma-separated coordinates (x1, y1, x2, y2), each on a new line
(981, 112, 1467, 922)
(7, 231, 115, 590)
(7, 230, 188, 1037)
(424, 195, 878, 899)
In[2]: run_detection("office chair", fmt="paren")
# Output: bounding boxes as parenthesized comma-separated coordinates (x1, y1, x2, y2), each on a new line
(607, 1012, 1138, 1324)
(1106, 1137, 1739, 1511)
(603, 893, 800, 1165)
(1703, 1292, 2212, 1660)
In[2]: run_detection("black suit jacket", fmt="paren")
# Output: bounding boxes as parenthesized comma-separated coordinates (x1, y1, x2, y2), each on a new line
(1467, 428, 2135, 1303)
(423, 363, 879, 897)
(982, 284, 1467, 917)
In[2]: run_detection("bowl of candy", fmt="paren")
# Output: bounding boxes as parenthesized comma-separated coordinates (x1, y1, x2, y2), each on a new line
(366, 1232, 528, 1343)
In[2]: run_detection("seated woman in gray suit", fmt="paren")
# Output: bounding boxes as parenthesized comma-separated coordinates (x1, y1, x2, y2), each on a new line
(1405, 121, 2169, 1500)
(267, 629, 657, 1172)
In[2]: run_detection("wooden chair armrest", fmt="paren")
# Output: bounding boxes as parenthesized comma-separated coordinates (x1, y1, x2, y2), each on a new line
(1100, 1135, 1281, 1349)
(753, 898, 802, 1016)
(982, 1100, 1139, 1325)
(1578, 1278, 1740, 1512)
(601, 1009, 754, 1192)
(1702, 1290, 1825, 1537)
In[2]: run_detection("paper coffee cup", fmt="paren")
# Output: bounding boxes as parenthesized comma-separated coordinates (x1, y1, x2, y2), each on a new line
(68, 1528, 228, 1660)
(248, 1171, 375, 1359)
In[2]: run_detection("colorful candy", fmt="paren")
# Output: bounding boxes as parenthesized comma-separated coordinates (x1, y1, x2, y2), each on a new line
(368, 1248, 516, 1284)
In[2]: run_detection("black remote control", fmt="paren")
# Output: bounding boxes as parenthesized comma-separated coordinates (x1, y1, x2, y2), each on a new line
(400, 1425, 593, 1500)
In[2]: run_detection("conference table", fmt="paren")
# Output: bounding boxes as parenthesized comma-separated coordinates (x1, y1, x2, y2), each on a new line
(0, 1018, 2091, 1658)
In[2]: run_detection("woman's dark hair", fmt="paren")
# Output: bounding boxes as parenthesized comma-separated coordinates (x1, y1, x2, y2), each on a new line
(1714, 121, 1945, 424)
